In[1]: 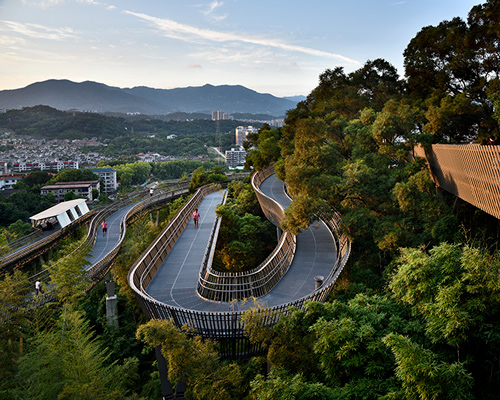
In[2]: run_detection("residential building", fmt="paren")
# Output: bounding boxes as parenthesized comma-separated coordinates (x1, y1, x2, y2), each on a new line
(225, 148, 247, 168)
(235, 126, 258, 146)
(137, 152, 161, 162)
(12, 160, 79, 173)
(90, 168, 117, 193)
(211, 110, 233, 120)
(40, 180, 100, 202)
(0, 173, 29, 190)
(212, 110, 224, 121)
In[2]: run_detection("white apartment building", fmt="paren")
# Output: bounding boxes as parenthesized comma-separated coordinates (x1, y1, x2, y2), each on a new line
(0, 173, 29, 190)
(90, 168, 117, 193)
(225, 148, 247, 168)
(235, 126, 258, 146)
(12, 160, 79, 173)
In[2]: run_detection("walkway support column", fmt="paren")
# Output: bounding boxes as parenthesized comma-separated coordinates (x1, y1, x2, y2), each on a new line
(105, 273, 119, 327)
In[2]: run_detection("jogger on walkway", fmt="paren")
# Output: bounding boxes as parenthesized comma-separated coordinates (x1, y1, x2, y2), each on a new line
(193, 209, 200, 228)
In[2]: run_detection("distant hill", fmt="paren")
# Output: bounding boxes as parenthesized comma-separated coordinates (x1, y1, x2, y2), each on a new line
(283, 95, 307, 102)
(0, 80, 298, 117)
(0, 105, 263, 140)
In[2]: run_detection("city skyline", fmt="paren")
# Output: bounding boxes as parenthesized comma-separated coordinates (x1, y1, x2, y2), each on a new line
(0, 0, 483, 97)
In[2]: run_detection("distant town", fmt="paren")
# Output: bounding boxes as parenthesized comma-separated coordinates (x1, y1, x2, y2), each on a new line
(0, 110, 272, 193)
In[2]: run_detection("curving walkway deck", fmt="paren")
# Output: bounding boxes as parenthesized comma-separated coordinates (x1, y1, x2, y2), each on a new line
(145, 174, 337, 312)
(85, 202, 138, 269)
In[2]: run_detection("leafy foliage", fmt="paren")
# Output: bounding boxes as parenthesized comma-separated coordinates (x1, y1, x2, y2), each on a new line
(137, 319, 248, 400)
(188, 165, 228, 192)
(214, 180, 277, 272)
(16, 307, 136, 400)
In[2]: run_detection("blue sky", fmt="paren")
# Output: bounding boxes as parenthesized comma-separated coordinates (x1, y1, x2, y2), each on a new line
(0, 0, 483, 97)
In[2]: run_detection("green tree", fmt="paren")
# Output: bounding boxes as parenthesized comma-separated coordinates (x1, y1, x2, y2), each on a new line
(242, 306, 318, 377)
(21, 170, 52, 188)
(244, 126, 282, 171)
(47, 237, 91, 305)
(189, 166, 227, 192)
(383, 333, 473, 400)
(214, 191, 276, 272)
(16, 307, 135, 400)
(389, 243, 500, 349)
(50, 168, 99, 183)
(137, 319, 247, 400)
(63, 190, 78, 201)
(7, 219, 33, 236)
(0, 270, 31, 396)
(249, 369, 336, 400)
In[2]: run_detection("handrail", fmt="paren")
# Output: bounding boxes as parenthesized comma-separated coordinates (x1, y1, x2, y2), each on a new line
(128, 183, 224, 298)
(86, 183, 190, 285)
(3, 229, 43, 253)
(23, 183, 190, 291)
(196, 167, 297, 301)
(200, 190, 227, 276)
(127, 166, 351, 355)
(0, 210, 96, 271)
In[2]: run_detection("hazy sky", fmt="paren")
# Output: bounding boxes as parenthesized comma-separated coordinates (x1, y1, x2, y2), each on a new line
(0, 0, 483, 97)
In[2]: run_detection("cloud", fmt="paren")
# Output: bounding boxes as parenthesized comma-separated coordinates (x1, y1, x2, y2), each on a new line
(190, 46, 277, 65)
(188, 64, 202, 69)
(0, 20, 76, 40)
(0, 34, 26, 46)
(124, 11, 360, 65)
(202, 1, 228, 22)
(21, 0, 115, 10)
(205, 1, 223, 14)
(21, 0, 64, 9)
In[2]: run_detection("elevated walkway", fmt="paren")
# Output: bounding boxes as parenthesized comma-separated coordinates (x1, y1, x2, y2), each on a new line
(145, 174, 337, 311)
(85, 202, 138, 269)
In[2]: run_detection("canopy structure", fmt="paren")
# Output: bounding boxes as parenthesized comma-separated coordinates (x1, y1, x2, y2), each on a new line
(30, 199, 90, 229)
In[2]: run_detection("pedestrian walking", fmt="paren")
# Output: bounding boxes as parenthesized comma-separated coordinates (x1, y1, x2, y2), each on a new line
(35, 279, 43, 295)
(193, 208, 200, 228)
(149, 187, 154, 197)
(102, 220, 108, 236)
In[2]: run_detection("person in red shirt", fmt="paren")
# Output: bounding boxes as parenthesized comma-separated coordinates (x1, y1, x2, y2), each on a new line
(192, 209, 200, 228)
(102, 220, 108, 236)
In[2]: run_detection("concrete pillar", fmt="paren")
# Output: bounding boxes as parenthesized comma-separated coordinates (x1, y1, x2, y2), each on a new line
(155, 346, 175, 400)
(106, 295, 119, 327)
(156, 210, 160, 226)
(105, 273, 118, 327)
(314, 275, 324, 290)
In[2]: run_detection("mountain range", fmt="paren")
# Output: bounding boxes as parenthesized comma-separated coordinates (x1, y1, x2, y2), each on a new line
(0, 80, 305, 117)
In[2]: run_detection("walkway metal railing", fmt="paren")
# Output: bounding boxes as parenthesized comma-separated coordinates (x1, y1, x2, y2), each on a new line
(129, 184, 223, 296)
(0, 211, 95, 272)
(196, 166, 297, 302)
(128, 166, 351, 358)
(84, 183, 190, 286)
(414, 144, 500, 220)
(2, 229, 43, 254)
(24, 183, 189, 289)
